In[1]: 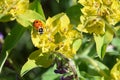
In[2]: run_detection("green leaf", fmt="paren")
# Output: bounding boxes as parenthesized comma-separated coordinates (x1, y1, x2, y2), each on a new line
(29, 0, 45, 19)
(80, 71, 104, 80)
(20, 59, 38, 77)
(72, 39, 82, 52)
(94, 34, 104, 58)
(102, 27, 114, 58)
(16, 10, 45, 27)
(66, 4, 83, 25)
(41, 65, 60, 80)
(88, 60, 110, 79)
(0, 14, 14, 22)
(21, 49, 53, 76)
(0, 24, 26, 73)
(94, 27, 114, 59)
(112, 38, 120, 50)
(104, 27, 114, 44)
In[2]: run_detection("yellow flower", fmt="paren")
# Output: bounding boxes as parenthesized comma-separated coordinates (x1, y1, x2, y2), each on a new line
(57, 39, 76, 58)
(78, 16, 105, 35)
(78, 0, 120, 35)
(102, 0, 112, 6)
(9, 0, 29, 16)
(31, 13, 82, 58)
(0, 0, 29, 20)
(81, 6, 98, 16)
(107, 0, 120, 25)
(111, 59, 120, 80)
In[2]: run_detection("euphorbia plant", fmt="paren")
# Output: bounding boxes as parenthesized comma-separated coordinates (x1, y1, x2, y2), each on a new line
(0, 0, 120, 80)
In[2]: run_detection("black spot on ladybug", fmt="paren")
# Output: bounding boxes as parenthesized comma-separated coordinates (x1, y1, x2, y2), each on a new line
(35, 21, 38, 23)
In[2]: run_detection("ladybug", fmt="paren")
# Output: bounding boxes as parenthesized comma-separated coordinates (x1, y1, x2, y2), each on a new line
(33, 20, 44, 34)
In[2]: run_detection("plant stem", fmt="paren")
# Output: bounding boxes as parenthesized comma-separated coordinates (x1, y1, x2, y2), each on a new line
(68, 59, 79, 80)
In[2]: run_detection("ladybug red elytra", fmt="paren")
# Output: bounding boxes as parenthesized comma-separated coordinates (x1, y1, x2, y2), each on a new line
(33, 20, 44, 34)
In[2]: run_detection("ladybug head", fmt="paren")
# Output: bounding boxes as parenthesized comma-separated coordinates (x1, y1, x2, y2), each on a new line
(38, 27, 44, 34)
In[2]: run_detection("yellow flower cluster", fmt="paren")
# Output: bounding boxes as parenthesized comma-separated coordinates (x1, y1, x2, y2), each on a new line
(78, 0, 120, 35)
(31, 13, 81, 58)
(0, 0, 29, 19)
(111, 59, 120, 80)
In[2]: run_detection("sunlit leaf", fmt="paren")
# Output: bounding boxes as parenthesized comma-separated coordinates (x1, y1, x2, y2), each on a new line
(16, 10, 45, 27)
(94, 34, 104, 58)
(104, 27, 114, 44)
(94, 27, 114, 59)
(102, 27, 114, 58)
(20, 59, 38, 77)
(72, 39, 82, 52)
(112, 37, 120, 50)
(21, 49, 54, 76)
(35, 53, 53, 68)
(60, 14, 70, 28)
(29, 0, 45, 19)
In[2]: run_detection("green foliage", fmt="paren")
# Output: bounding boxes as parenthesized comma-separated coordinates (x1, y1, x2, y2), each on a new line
(0, 0, 120, 80)
(21, 49, 54, 76)
(16, 10, 45, 27)
(0, 24, 26, 72)
(66, 4, 83, 25)
(41, 65, 61, 80)
(112, 37, 120, 51)
(0, 14, 13, 22)
(29, 0, 45, 19)
(72, 39, 82, 52)
(94, 26, 114, 58)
